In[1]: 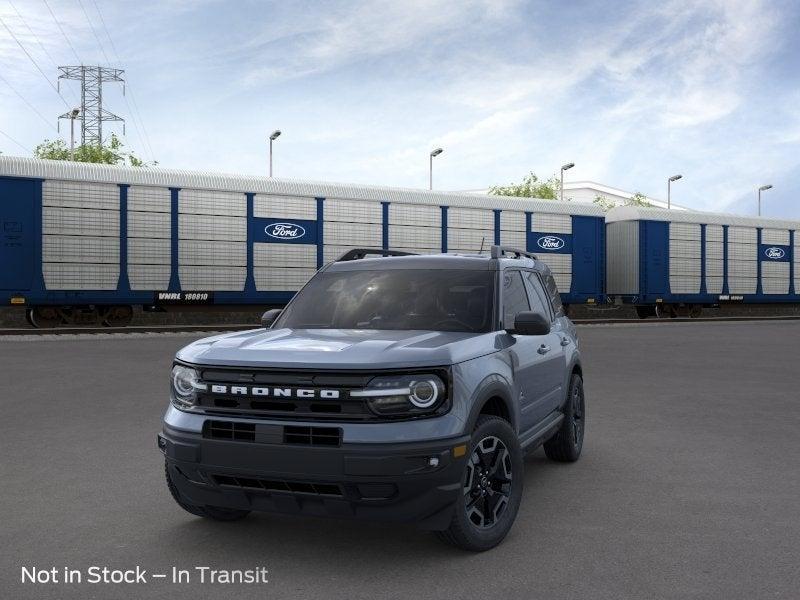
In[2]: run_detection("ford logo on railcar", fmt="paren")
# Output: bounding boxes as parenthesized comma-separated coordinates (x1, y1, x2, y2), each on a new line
(537, 235, 565, 250)
(265, 222, 305, 239)
(765, 247, 785, 259)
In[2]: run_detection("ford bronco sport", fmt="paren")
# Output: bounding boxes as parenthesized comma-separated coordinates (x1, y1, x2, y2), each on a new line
(159, 246, 585, 551)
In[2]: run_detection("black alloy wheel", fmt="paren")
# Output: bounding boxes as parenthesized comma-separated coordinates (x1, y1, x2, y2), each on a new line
(464, 435, 513, 529)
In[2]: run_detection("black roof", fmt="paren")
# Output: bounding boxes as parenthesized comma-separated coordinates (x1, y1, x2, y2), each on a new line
(325, 251, 539, 272)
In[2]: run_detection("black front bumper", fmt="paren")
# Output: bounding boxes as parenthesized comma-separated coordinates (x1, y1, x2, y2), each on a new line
(159, 423, 470, 530)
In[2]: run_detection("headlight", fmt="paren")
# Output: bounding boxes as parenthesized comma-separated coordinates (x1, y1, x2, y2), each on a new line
(170, 364, 206, 409)
(352, 373, 447, 417)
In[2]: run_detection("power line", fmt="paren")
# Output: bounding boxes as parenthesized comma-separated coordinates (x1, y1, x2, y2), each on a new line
(7, 0, 81, 105)
(89, 0, 156, 161)
(0, 128, 32, 153)
(0, 72, 59, 132)
(43, 0, 83, 65)
(76, 0, 112, 65)
(0, 14, 70, 108)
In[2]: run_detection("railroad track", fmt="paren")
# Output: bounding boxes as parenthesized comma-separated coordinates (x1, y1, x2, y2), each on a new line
(1, 315, 800, 336)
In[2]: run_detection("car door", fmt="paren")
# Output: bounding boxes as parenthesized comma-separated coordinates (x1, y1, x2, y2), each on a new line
(522, 270, 567, 417)
(501, 270, 559, 435)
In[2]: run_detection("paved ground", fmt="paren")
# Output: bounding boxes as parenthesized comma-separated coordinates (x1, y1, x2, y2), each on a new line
(1, 321, 799, 600)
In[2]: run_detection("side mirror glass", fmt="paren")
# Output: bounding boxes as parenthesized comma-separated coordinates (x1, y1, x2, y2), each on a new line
(508, 311, 550, 336)
(261, 308, 282, 329)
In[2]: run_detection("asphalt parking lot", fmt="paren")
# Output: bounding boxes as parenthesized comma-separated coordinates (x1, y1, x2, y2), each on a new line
(1, 321, 799, 600)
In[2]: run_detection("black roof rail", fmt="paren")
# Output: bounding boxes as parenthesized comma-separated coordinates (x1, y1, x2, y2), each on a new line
(490, 245, 537, 260)
(335, 248, 418, 262)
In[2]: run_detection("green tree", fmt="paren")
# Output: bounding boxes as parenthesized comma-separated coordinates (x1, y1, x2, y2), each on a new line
(33, 134, 155, 167)
(593, 190, 653, 212)
(489, 172, 561, 200)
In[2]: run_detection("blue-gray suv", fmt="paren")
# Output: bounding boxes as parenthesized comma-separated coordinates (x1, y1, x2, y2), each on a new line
(159, 246, 586, 551)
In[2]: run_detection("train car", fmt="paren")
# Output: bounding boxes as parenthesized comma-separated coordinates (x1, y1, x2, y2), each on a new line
(606, 206, 800, 317)
(0, 157, 606, 327)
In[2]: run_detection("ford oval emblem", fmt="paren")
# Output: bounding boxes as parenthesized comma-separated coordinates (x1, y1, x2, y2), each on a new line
(537, 235, 565, 250)
(765, 246, 785, 260)
(264, 222, 306, 240)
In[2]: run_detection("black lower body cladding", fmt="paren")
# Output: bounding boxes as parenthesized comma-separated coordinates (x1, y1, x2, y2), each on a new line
(160, 423, 470, 530)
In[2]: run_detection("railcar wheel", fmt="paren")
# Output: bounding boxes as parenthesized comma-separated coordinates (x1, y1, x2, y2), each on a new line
(101, 305, 133, 327)
(654, 304, 670, 319)
(28, 307, 61, 328)
(689, 305, 703, 318)
(635, 305, 654, 319)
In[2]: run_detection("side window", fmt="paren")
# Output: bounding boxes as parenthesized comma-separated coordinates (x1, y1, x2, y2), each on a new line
(542, 270, 565, 317)
(522, 271, 552, 321)
(502, 271, 530, 328)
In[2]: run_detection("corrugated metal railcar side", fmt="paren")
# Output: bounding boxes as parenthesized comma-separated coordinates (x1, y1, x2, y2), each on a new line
(0, 157, 606, 325)
(606, 206, 800, 317)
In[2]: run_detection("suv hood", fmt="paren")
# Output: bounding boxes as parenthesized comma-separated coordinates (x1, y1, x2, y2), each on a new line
(176, 327, 500, 369)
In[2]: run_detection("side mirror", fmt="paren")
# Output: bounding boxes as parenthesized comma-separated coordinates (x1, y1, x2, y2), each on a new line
(508, 311, 550, 336)
(261, 309, 282, 329)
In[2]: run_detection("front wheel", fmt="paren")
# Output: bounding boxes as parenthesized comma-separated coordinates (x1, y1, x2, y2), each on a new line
(543, 373, 585, 462)
(436, 416, 524, 552)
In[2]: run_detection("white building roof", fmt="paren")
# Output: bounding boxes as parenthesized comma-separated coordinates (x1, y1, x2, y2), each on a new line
(0, 156, 605, 217)
(606, 205, 800, 230)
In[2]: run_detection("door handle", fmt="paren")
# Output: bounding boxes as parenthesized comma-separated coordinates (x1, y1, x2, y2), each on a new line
(537, 344, 550, 355)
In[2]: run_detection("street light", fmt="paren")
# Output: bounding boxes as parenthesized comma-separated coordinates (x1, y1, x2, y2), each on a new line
(429, 148, 443, 190)
(269, 130, 281, 177)
(560, 162, 575, 201)
(758, 184, 773, 216)
(667, 174, 682, 209)
(68, 108, 80, 161)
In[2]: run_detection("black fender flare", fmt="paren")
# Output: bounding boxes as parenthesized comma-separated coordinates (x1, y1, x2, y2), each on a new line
(463, 374, 517, 435)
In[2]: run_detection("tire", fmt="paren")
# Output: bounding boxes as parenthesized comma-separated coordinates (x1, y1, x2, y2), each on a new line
(543, 373, 585, 462)
(164, 461, 250, 521)
(436, 416, 524, 552)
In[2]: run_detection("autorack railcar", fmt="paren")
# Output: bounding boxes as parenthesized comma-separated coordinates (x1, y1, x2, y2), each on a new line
(0, 157, 606, 327)
(606, 206, 800, 318)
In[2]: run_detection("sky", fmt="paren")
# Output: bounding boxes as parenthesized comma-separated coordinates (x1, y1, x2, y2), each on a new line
(1, 0, 799, 218)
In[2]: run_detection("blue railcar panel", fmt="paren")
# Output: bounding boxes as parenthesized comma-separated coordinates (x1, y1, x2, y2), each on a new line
(570, 216, 604, 300)
(118, 184, 130, 293)
(640, 220, 670, 298)
(0, 177, 38, 291)
(244, 193, 256, 294)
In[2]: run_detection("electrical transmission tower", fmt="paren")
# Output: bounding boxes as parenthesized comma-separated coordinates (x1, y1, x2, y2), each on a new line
(57, 66, 125, 146)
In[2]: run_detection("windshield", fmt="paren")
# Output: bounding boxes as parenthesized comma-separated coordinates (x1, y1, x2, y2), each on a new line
(275, 269, 495, 333)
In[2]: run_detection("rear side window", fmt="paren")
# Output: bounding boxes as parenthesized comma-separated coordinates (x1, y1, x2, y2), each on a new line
(501, 271, 530, 328)
(522, 271, 553, 321)
(541, 269, 565, 317)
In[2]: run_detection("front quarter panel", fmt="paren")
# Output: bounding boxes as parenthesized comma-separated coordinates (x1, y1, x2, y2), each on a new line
(453, 344, 517, 435)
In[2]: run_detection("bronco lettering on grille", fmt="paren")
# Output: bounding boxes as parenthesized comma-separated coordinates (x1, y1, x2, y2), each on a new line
(209, 385, 341, 399)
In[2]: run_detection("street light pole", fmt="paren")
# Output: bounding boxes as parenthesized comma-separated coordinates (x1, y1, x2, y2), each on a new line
(560, 162, 575, 201)
(667, 174, 682, 209)
(429, 148, 443, 190)
(758, 184, 773, 216)
(269, 130, 281, 177)
(69, 108, 80, 161)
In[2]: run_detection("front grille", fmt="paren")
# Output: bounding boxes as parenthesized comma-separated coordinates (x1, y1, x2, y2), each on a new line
(203, 420, 341, 447)
(193, 367, 450, 422)
(195, 369, 375, 421)
(284, 425, 341, 446)
(212, 474, 343, 497)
